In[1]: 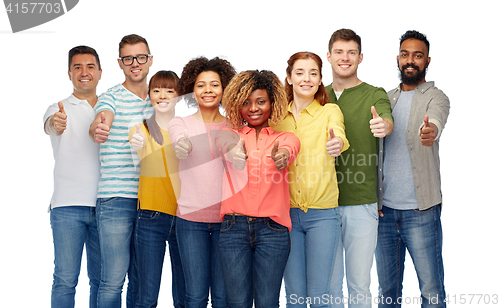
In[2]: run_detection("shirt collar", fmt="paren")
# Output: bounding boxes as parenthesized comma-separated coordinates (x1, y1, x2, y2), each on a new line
(68, 94, 88, 105)
(241, 125, 275, 135)
(288, 99, 322, 117)
(396, 81, 435, 94)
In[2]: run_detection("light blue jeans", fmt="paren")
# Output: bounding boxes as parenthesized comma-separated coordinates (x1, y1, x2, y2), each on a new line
(284, 208, 340, 308)
(96, 197, 138, 308)
(375, 205, 445, 308)
(50, 206, 101, 308)
(331, 203, 379, 308)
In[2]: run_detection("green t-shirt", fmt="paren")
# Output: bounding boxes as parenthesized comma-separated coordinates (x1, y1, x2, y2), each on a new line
(326, 82, 393, 206)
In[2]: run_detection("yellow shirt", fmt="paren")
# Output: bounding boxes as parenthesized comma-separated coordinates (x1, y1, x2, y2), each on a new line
(273, 100, 349, 212)
(129, 123, 180, 216)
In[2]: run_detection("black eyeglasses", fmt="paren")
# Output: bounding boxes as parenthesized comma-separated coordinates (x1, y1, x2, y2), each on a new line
(119, 54, 152, 66)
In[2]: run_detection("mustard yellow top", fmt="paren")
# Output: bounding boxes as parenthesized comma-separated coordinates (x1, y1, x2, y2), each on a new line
(129, 123, 180, 215)
(273, 100, 349, 212)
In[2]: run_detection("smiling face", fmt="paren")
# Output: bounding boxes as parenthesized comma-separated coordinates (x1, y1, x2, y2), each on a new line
(68, 53, 101, 97)
(327, 39, 363, 80)
(150, 87, 178, 114)
(241, 89, 271, 132)
(118, 42, 152, 84)
(193, 71, 223, 109)
(398, 38, 430, 89)
(287, 58, 322, 101)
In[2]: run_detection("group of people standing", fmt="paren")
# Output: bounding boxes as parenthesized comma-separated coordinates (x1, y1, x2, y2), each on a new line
(44, 28, 450, 308)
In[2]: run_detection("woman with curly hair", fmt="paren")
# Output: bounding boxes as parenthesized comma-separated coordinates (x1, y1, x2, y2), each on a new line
(272, 52, 349, 308)
(167, 56, 236, 308)
(215, 70, 300, 308)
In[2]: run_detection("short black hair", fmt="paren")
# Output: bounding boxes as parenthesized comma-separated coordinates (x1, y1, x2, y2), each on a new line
(400, 30, 430, 52)
(68, 45, 101, 70)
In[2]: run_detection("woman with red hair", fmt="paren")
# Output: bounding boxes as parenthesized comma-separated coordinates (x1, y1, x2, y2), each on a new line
(273, 52, 349, 308)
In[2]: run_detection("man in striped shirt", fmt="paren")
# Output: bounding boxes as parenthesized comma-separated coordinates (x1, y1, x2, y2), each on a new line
(89, 34, 153, 308)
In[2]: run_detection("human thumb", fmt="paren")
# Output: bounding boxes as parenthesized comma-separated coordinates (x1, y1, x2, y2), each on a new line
(329, 128, 335, 141)
(371, 106, 379, 118)
(271, 140, 279, 158)
(423, 115, 430, 128)
(241, 138, 247, 156)
(135, 123, 144, 136)
(58, 101, 65, 114)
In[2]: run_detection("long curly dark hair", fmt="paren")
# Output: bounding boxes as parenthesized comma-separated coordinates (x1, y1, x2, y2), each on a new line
(178, 56, 236, 108)
(222, 70, 287, 129)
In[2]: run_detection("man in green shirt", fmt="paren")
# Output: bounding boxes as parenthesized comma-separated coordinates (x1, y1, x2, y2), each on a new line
(326, 29, 393, 308)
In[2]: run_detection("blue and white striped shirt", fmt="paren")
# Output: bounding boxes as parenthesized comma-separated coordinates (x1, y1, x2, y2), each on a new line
(95, 84, 153, 198)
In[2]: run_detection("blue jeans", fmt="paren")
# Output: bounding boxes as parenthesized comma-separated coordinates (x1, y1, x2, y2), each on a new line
(50, 206, 101, 308)
(284, 208, 341, 308)
(218, 215, 290, 308)
(375, 205, 446, 308)
(134, 209, 185, 308)
(331, 203, 379, 308)
(176, 217, 227, 308)
(96, 197, 138, 308)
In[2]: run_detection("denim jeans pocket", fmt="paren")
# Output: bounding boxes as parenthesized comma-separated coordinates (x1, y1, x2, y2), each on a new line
(220, 218, 234, 232)
(362, 203, 379, 220)
(412, 205, 436, 214)
(137, 209, 159, 221)
(266, 219, 288, 232)
(98, 197, 118, 205)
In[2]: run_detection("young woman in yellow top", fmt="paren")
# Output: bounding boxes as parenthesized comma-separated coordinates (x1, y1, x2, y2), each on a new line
(273, 52, 349, 308)
(129, 70, 185, 308)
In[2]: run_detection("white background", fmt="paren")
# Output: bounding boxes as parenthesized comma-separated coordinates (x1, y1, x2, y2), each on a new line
(1, 0, 499, 307)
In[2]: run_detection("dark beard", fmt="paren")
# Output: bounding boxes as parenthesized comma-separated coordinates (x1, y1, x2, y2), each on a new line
(399, 63, 427, 85)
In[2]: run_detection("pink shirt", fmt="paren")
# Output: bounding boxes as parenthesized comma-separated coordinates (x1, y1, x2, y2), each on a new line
(215, 126, 300, 230)
(168, 115, 228, 223)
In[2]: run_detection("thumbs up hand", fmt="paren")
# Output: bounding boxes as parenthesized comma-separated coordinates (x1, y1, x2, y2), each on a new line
(271, 140, 290, 171)
(131, 123, 146, 151)
(94, 112, 110, 143)
(420, 115, 436, 147)
(228, 138, 248, 170)
(52, 101, 67, 133)
(326, 128, 343, 157)
(174, 129, 192, 159)
(369, 106, 389, 138)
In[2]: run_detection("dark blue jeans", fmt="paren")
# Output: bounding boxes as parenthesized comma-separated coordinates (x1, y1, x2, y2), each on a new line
(218, 215, 290, 308)
(375, 205, 446, 308)
(176, 217, 227, 308)
(134, 210, 185, 308)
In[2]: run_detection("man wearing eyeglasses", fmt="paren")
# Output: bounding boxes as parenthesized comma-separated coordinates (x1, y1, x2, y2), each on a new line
(89, 34, 153, 308)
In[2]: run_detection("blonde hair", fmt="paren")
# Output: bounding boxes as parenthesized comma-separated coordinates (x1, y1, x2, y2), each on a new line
(222, 70, 287, 129)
